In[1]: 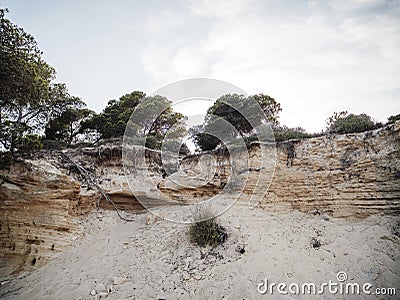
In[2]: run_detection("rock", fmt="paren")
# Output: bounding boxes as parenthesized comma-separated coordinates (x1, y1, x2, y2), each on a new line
(17, 272, 29, 279)
(95, 283, 106, 292)
(322, 214, 330, 221)
(90, 288, 97, 296)
(1, 122, 399, 277)
(310, 237, 321, 249)
(113, 276, 129, 285)
(98, 291, 109, 298)
(106, 285, 113, 293)
(193, 273, 203, 280)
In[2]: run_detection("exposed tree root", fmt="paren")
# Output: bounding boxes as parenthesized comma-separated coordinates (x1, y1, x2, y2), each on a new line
(58, 151, 136, 222)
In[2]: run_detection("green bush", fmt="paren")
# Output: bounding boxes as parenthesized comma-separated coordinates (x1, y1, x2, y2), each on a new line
(273, 126, 315, 142)
(327, 112, 380, 134)
(18, 134, 42, 153)
(189, 205, 227, 247)
(194, 133, 221, 151)
(0, 152, 13, 169)
(388, 114, 400, 124)
(42, 139, 68, 149)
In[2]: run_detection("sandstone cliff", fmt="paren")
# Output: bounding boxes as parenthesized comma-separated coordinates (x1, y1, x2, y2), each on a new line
(0, 121, 399, 277)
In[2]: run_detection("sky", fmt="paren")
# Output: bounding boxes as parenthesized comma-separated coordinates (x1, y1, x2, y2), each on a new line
(2, 0, 400, 132)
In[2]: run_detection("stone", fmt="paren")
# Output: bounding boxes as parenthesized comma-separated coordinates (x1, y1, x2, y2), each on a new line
(1, 121, 399, 277)
(322, 214, 330, 221)
(113, 276, 129, 285)
(90, 289, 96, 296)
(98, 291, 109, 298)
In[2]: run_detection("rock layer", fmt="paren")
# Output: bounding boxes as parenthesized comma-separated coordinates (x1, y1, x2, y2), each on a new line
(0, 122, 399, 276)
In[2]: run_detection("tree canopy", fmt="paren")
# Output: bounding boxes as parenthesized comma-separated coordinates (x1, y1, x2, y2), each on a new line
(81, 91, 145, 139)
(126, 95, 187, 149)
(0, 8, 84, 154)
(191, 93, 281, 151)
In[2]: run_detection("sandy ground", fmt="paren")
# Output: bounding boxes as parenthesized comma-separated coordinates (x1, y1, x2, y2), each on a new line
(0, 205, 399, 300)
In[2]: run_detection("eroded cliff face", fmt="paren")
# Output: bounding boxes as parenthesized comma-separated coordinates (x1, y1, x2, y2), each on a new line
(0, 122, 399, 277)
(158, 121, 400, 218)
(0, 160, 88, 276)
(253, 122, 400, 217)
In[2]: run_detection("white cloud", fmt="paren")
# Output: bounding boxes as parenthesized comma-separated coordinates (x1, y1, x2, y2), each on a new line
(140, 0, 400, 132)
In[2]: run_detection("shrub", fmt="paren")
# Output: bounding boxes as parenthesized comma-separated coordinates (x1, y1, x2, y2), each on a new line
(327, 112, 379, 134)
(161, 140, 190, 155)
(17, 134, 42, 153)
(194, 133, 221, 151)
(273, 126, 316, 142)
(42, 139, 68, 150)
(189, 204, 227, 247)
(388, 114, 400, 124)
(0, 152, 13, 169)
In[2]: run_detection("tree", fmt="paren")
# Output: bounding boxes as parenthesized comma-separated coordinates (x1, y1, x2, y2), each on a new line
(82, 91, 145, 139)
(387, 114, 400, 124)
(128, 95, 187, 149)
(189, 125, 220, 151)
(0, 8, 82, 154)
(326, 111, 379, 134)
(191, 93, 281, 151)
(252, 93, 282, 126)
(45, 107, 94, 144)
(0, 8, 56, 154)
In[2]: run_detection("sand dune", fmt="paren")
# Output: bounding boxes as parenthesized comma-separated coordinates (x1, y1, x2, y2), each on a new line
(1, 205, 399, 299)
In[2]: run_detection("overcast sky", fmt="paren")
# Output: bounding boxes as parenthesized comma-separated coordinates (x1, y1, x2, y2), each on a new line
(3, 0, 400, 132)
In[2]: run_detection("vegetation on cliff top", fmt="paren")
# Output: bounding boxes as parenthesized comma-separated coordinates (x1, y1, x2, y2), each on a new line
(1, 7, 398, 159)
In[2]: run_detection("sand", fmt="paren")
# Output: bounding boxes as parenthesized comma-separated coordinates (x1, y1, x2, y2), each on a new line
(0, 205, 399, 299)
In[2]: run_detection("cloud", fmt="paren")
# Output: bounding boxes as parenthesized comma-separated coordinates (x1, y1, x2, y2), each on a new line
(139, 0, 400, 132)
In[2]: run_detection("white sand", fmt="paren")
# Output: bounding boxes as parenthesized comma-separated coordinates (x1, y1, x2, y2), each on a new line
(1, 205, 399, 299)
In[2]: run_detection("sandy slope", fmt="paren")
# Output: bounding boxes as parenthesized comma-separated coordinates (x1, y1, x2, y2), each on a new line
(1, 205, 399, 300)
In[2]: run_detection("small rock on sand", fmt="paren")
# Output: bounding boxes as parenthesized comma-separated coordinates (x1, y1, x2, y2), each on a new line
(98, 291, 109, 298)
(113, 276, 129, 285)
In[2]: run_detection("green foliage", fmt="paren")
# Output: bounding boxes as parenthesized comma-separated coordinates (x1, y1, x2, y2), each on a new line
(189, 205, 227, 247)
(0, 8, 54, 153)
(206, 94, 281, 136)
(191, 129, 221, 152)
(189, 219, 226, 247)
(126, 95, 187, 149)
(144, 135, 160, 149)
(82, 91, 145, 139)
(45, 107, 94, 145)
(130, 95, 187, 139)
(0, 8, 83, 154)
(191, 93, 281, 151)
(252, 94, 282, 126)
(161, 140, 190, 155)
(273, 126, 316, 142)
(179, 143, 190, 155)
(387, 114, 400, 124)
(18, 134, 42, 153)
(0, 152, 12, 169)
(41, 139, 68, 150)
(83, 92, 187, 149)
(327, 111, 380, 134)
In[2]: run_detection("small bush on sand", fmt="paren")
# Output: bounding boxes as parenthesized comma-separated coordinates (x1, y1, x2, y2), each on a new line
(189, 204, 227, 247)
